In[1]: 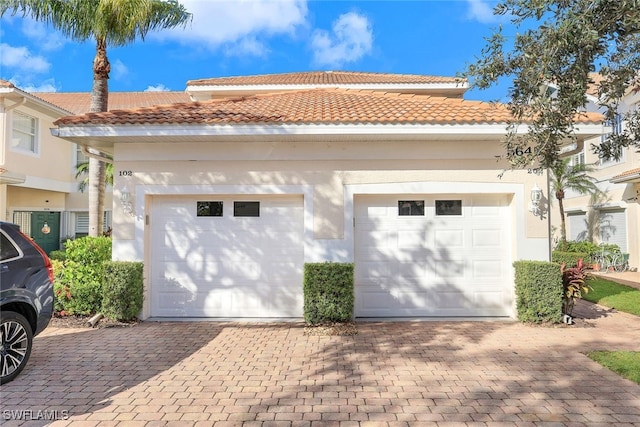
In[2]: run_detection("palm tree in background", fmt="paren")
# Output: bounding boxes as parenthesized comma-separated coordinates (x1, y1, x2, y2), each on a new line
(550, 157, 602, 250)
(76, 160, 114, 193)
(1, 0, 191, 235)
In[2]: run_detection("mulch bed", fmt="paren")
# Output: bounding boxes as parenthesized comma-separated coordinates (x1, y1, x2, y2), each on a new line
(50, 314, 139, 329)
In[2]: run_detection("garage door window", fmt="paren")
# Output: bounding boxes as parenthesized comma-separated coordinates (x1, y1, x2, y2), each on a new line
(435, 200, 462, 216)
(197, 201, 223, 217)
(398, 200, 424, 216)
(234, 201, 260, 217)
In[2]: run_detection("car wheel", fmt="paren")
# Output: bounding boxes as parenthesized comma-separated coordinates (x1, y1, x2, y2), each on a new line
(0, 311, 33, 385)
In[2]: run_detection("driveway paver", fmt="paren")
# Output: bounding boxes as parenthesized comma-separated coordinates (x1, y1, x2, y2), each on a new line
(1, 300, 640, 426)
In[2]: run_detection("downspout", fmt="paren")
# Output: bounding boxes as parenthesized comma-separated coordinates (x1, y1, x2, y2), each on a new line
(80, 144, 113, 164)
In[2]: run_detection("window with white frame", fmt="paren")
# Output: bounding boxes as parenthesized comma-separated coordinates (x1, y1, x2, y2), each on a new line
(12, 111, 38, 154)
(570, 149, 585, 167)
(74, 211, 112, 237)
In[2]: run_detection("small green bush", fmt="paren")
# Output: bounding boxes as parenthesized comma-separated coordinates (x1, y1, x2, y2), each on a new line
(49, 250, 67, 261)
(552, 251, 588, 267)
(53, 236, 112, 316)
(513, 260, 563, 323)
(102, 261, 144, 321)
(303, 263, 354, 325)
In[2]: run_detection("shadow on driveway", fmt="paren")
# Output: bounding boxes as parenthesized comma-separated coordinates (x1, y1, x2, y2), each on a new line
(1, 312, 640, 426)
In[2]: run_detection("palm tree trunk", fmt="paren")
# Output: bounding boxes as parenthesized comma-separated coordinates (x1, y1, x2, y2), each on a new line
(88, 37, 110, 237)
(557, 193, 567, 251)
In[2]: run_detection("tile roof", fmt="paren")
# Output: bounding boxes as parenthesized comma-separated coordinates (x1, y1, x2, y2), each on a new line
(35, 91, 191, 115)
(612, 167, 640, 180)
(188, 71, 462, 87)
(0, 80, 15, 88)
(54, 88, 603, 127)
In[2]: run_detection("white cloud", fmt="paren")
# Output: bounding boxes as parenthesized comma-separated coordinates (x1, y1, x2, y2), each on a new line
(153, 0, 308, 56)
(0, 43, 50, 73)
(465, 0, 503, 24)
(145, 84, 170, 92)
(111, 59, 129, 80)
(8, 77, 58, 92)
(21, 18, 66, 51)
(311, 12, 373, 68)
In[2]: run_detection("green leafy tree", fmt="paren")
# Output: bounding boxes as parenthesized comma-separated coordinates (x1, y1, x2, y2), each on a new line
(549, 158, 601, 250)
(2, 0, 191, 235)
(464, 0, 640, 169)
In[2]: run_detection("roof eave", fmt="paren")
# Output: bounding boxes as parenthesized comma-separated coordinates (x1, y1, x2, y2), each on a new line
(610, 173, 640, 184)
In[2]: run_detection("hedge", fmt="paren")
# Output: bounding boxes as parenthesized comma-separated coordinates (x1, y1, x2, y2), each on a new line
(552, 251, 589, 268)
(513, 260, 563, 323)
(303, 263, 354, 324)
(102, 261, 144, 321)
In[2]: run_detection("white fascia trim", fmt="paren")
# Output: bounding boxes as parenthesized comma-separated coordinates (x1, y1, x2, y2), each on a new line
(565, 207, 588, 214)
(53, 122, 603, 139)
(186, 82, 468, 93)
(594, 201, 628, 210)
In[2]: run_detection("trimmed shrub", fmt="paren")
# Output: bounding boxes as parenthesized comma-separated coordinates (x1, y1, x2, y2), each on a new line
(303, 263, 354, 324)
(102, 261, 144, 321)
(49, 249, 67, 261)
(552, 251, 588, 267)
(53, 236, 112, 316)
(513, 260, 563, 323)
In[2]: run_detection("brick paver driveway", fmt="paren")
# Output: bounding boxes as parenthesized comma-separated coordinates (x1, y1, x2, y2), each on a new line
(2, 301, 640, 426)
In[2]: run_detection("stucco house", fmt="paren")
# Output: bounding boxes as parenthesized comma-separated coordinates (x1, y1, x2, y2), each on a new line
(558, 73, 640, 270)
(0, 79, 189, 252)
(45, 71, 604, 320)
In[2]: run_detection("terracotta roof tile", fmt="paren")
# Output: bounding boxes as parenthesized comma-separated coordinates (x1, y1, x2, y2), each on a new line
(188, 71, 462, 87)
(35, 91, 191, 115)
(0, 80, 15, 88)
(612, 167, 640, 180)
(54, 88, 602, 127)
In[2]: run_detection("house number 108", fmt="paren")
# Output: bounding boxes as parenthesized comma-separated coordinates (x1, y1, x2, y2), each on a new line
(119, 170, 133, 176)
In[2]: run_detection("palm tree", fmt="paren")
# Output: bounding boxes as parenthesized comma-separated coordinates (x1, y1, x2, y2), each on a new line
(2, 0, 191, 235)
(550, 157, 602, 250)
(76, 160, 114, 193)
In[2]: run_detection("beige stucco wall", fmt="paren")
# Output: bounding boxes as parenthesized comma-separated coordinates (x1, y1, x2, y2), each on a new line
(3, 105, 75, 184)
(111, 139, 551, 264)
(0, 102, 99, 224)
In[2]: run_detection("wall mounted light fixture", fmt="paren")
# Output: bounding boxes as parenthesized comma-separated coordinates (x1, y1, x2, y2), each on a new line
(120, 186, 134, 215)
(529, 183, 543, 217)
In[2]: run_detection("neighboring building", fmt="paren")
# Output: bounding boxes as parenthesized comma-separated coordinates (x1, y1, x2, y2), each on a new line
(50, 71, 602, 320)
(559, 73, 640, 270)
(0, 79, 190, 253)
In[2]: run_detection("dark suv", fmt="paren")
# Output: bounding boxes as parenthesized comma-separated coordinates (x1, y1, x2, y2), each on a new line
(0, 221, 54, 384)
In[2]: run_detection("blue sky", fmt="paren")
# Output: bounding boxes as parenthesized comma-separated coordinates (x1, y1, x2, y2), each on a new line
(0, 0, 516, 101)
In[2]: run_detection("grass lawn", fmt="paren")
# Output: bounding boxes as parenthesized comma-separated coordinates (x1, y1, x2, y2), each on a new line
(583, 277, 640, 385)
(582, 277, 640, 316)
(588, 351, 640, 385)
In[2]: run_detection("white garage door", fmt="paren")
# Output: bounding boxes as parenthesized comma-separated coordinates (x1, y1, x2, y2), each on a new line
(355, 194, 512, 317)
(150, 195, 304, 318)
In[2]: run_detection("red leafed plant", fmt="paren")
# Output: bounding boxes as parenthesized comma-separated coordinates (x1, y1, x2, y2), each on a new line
(561, 258, 593, 316)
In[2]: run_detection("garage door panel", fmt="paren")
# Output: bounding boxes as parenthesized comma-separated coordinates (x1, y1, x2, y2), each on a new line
(355, 194, 512, 317)
(151, 195, 304, 318)
(435, 229, 464, 248)
(472, 229, 502, 247)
